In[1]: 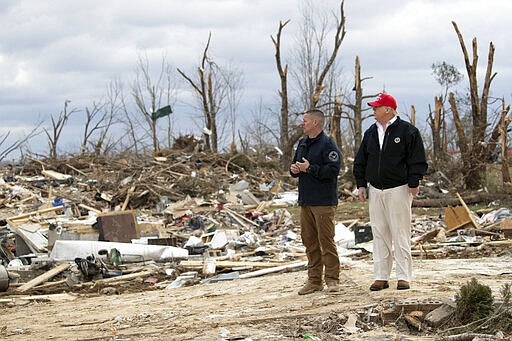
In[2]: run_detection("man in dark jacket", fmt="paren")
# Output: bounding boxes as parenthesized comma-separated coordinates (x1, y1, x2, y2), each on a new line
(353, 93, 427, 291)
(290, 109, 342, 295)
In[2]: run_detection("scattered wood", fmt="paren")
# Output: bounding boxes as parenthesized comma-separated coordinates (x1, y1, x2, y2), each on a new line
(456, 192, 481, 229)
(238, 261, 307, 279)
(0, 293, 77, 304)
(17, 263, 71, 292)
(42, 170, 73, 181)
(90, 270, 155, 285)
(180, 260, 291, 270)
(404, 311, 423, 331)
(8, 205, 64, 223)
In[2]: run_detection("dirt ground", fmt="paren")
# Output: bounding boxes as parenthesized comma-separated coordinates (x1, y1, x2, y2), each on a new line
(1, 253, 511, 340)
(1, 205, 511, 340)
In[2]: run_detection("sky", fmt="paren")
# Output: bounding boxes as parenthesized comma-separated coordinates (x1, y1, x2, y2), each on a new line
(0, 0, 511, 157)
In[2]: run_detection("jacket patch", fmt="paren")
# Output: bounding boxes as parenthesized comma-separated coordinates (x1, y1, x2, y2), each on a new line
(394, 137, 401, 144)
(329, 151, 339, 161)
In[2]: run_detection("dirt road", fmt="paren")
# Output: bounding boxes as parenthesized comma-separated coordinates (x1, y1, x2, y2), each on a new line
(1, 255, 511, 340)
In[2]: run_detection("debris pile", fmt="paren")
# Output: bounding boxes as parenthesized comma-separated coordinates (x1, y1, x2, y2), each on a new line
(0, 152, 512, 338)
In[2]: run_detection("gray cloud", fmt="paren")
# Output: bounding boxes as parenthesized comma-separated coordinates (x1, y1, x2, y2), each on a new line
(0, 0, 510, 155)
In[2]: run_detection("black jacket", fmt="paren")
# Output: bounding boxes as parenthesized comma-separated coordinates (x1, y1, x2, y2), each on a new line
(290, 131, 342, 206)
(353, 116, 427, 190)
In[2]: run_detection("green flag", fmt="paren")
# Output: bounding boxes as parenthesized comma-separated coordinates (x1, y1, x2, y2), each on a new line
(151, 105, 173, 120)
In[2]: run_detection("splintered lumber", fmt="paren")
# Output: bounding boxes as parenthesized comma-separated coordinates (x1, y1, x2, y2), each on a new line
(65, 163, 89, 177)
(121, 185, 136, 211)
(238, 261, 307, 279)
(343, 188, 358, 199)
(90, 270, 155, 284)
(413, 227, 443, 246)
(42, 170, 73, 181)
(456, 192, 481, 229)
(341, 219, 359, 230)
(445, 205, 473, 232)
(179, 260, 290, 269)
(33, 279, 67, 289)
(224, 207, 259, 228)
(0, 293, 77, 303)
(17, 263, 71, 292)
(78, 203, 102, 214)
(404, 312, 423, 331)
(8, 205, 64, 222)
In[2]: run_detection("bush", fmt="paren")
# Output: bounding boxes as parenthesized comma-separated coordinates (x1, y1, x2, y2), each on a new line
(454, 278, 494, 323)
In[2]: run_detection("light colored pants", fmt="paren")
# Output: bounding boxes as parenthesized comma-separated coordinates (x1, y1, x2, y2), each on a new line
(368, 184, 413, 282)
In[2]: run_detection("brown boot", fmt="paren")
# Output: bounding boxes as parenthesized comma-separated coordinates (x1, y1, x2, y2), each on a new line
(397, 280, 410, 290)
(325, 281, 340, 293)
(298, 281, 323, 295)
(369, 280, 389, 291)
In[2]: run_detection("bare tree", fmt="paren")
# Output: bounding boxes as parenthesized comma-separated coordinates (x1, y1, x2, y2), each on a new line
(131, 53, 175, 155)
(271, 0, 347, 171)
(271, 19, 296, 170)
(428, 62, 463, 168)
(44, 100, 78, 160)
(0, 122, 42, 163)
(178, 33, 232, 153)
(82, 80, 124, 157)
(342, 56, 376, 156)
(450, 21, 497, 189)
(224, 64, 245, 153)
(498, 99, 511, 185)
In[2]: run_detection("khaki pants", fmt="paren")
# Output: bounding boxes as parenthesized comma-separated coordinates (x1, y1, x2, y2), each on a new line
(300, 205, 340, 284)
(369, 184, 413, 282)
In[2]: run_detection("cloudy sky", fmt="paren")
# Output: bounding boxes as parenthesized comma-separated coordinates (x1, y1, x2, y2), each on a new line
(0, 0, 510, 156)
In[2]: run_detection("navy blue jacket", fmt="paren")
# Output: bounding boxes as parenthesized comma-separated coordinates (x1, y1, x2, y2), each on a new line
(353, 116, 428, 190)
(290, 131, 342, 206)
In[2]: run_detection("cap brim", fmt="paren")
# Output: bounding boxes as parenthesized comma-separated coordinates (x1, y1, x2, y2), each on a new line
(368, 101, 380, 107)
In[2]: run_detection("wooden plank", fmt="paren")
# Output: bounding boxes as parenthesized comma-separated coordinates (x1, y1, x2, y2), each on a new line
(224, 207, 259, 227)
(42, 170, 73, 181)
(90, 270, 154, 284)
(456, 192, 481, 229)
(444, 205, 472, 232)
(65, 163, 89, 177)
(238, 261, 307, 279)
(17, 263, 71, 292)
(8, 205, 64, 222)
(0, 293, 77, 303)
(78, 203, 102, 214)
(121, 185, 136, 211)
(179, 260, 289, 269)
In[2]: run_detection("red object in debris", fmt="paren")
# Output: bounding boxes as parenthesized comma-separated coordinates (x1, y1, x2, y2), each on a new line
(245, 211, 264, 220)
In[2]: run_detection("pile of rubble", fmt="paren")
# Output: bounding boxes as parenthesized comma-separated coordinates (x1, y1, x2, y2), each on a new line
(0, 152, 511, 308)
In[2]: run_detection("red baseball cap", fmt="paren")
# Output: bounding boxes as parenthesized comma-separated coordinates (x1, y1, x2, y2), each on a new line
(368, 93, 397, 110)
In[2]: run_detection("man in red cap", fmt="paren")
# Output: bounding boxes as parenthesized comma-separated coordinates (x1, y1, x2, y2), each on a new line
(353, 92, 427, 291)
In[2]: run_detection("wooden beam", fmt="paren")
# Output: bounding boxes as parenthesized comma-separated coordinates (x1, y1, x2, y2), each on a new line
(456, 192, 481, 229)
(180, 260, 289, 269)
(8, 205, 64, 223)
(17, 263, 70, 292)
(90, 270, 154, 284)
(238, 261, 307, 279)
